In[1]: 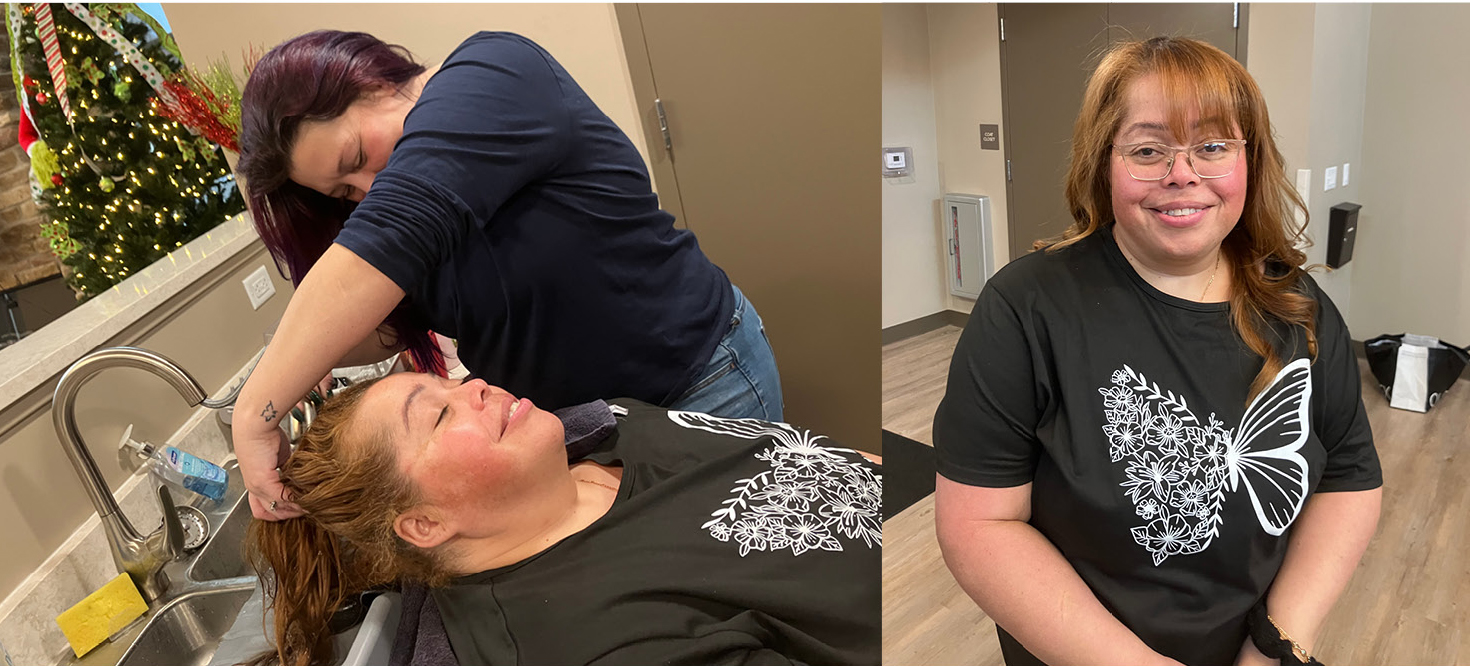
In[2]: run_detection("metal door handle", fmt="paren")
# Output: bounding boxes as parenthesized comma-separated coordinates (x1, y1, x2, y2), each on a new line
(655, 98, 672, 153)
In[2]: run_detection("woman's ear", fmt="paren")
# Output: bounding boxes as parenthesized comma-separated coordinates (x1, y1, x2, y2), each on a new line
(394, 506, 452, 549)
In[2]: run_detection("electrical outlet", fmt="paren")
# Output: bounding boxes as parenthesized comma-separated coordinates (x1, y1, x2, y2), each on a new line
(243, 266, 275, 310)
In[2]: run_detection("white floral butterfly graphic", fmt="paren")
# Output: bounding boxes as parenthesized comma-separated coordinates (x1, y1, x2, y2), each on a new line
(667, 412, 883, 557)
(1099, 358, 1312, 565)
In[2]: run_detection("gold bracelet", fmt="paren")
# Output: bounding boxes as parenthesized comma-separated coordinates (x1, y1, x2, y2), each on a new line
(1266, 613, 1312, 664)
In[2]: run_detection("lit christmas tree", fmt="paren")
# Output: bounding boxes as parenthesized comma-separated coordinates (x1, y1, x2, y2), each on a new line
(5, 4, 244, 298)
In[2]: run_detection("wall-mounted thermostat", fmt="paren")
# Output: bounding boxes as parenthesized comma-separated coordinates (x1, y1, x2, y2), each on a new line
(882, 147, 913, 178)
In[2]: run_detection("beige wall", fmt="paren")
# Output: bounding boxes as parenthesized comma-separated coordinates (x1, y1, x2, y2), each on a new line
(1246, 3, 1315, 205)
(927, 3, 1007, 317)
(881, 5, 946, 328)
(1351, 4, 1470, 343)
(1248, 4, 1372, 317)
(164, 3, 648, 168)
(1251, 4, 1470, 343)
(1304, 4, 1371, 315)
(0, 241, 291, 601)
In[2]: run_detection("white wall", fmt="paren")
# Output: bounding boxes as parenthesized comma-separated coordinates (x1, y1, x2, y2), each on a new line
(1350, 4, 1470, 343)
(927, 3, 1008, 317)
(881, 5, 945, 328)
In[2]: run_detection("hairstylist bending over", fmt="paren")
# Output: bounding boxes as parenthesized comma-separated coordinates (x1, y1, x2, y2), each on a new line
(933, 38, 1381, 666)
(233, 30, 781, 521)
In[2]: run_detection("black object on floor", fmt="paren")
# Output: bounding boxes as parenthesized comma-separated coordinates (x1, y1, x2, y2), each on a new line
(883, 429, 937, 521)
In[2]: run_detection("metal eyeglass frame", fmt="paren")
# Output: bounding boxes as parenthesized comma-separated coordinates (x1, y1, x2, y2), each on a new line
(1113, 139, 1248, 181)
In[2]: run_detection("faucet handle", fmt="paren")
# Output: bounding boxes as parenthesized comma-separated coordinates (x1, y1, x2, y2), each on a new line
(156, 485, 186, 560)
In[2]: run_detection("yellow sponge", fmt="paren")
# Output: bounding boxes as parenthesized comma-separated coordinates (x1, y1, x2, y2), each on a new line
(55, 572, 149, 658)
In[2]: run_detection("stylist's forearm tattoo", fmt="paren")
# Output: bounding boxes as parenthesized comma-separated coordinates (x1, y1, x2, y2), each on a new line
(261, 400, 278, 422)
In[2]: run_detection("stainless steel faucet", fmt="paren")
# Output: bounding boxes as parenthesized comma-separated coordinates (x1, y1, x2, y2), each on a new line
(52, 347, 209, 602)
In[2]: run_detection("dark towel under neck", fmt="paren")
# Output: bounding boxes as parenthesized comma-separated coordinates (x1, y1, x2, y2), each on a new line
(387, 584, 453, 666)
(555, 399, 618, 460)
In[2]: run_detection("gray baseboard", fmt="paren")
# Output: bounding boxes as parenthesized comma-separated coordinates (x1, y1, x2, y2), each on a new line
(882, 310, 970, 345)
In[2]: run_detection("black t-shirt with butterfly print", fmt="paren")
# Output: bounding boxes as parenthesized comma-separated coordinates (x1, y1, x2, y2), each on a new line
(932, 225, 1382, 666)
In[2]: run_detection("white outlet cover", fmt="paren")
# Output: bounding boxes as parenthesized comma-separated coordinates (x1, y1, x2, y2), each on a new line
(1342, 163, 1350, 186)
(1324, 166, 1338, 191)
(244, 265, 275, 310)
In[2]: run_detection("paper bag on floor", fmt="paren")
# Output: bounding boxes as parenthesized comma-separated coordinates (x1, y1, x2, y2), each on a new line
(1388, 343, 1430, 412)
(1365, 333, 1470, 412)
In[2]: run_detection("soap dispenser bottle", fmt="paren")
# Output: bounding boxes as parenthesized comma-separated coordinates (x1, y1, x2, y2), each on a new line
(119, 424, 228, 502)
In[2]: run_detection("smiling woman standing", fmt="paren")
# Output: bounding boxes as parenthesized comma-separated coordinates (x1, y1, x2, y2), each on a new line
(932, 38, 1382, 666)
(232, 30, 781, 521)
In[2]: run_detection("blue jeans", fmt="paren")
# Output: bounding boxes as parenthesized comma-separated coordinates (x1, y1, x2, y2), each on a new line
(668, 285, 784, 421)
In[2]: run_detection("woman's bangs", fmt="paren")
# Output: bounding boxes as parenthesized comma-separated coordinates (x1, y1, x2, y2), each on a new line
(1155, 55, 1244, 142)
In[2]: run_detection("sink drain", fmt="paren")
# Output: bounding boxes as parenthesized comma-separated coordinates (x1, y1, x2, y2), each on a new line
(175, 505, 210, 552)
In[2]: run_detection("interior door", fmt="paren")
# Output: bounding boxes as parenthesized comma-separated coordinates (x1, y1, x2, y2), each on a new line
(617, 5, 882, 452)
(999, 3, 1243, 261)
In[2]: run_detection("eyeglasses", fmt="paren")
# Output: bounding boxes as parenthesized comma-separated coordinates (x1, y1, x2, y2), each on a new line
(1113, 139, 1247, 181)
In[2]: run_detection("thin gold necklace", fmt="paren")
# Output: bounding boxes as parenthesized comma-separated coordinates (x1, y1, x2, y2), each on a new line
(1200, 251, 1221, 301)
(577, 478, 619, 493)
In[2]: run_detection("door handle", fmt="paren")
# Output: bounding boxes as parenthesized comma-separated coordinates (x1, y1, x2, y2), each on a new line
(655, 98, 672, 153)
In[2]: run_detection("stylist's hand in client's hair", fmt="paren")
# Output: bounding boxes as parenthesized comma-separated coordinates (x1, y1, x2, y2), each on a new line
(240, 424, 305, 520)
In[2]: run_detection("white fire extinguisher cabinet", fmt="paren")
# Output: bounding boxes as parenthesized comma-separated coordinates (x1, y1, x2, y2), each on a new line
(942, 193, 993, 299)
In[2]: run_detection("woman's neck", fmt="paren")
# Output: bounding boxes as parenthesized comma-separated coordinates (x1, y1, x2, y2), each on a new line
(447, 462, 623, 574)
(1114, 232, 1232, 303)
(408, 65, 439, 100)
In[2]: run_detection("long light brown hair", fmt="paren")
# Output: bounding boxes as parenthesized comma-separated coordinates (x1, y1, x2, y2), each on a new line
(1042, 36, 1317, 402)
(243, 380, 451, 666)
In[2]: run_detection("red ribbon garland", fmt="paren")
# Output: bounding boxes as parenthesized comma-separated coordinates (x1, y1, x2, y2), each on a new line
(32, 3, 73, 121)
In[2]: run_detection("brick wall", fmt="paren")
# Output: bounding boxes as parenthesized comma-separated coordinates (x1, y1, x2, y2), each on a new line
(0, 33, 60, 293)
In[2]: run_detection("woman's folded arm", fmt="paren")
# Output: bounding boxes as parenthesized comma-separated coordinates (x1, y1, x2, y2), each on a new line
(935, 476, 1185, 666)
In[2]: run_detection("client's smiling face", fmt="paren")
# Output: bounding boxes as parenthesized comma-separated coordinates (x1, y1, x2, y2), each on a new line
(1108, 73, 1248, 268)
(357, 374, 567, 534)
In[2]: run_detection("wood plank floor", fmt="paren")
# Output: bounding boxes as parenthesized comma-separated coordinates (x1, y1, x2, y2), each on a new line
(882, 324, 1470, 665)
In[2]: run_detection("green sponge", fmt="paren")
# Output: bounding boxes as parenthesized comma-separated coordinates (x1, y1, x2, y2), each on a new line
(55, 572, 149, 658)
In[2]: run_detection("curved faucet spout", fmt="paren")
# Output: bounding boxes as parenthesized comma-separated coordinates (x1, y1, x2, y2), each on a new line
(52, 347, 209, 600)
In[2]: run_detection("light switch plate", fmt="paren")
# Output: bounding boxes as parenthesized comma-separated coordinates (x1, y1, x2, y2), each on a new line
(1295, 169, 1311, 206)
(1342, 162, 1350, 186)
(243, 265, 276, 310)
(1324, 166, 1338, 191)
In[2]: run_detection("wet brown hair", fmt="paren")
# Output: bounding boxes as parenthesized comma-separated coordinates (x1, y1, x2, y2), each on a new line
(243, 379, 451, 666)
(1041, 36, 1317, 402)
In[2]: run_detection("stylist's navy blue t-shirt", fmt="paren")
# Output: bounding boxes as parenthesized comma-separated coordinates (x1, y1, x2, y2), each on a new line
(334, 32, 733, 410)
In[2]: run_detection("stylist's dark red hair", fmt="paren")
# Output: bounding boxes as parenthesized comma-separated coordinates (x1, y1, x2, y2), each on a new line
(239, 30, 444, 375)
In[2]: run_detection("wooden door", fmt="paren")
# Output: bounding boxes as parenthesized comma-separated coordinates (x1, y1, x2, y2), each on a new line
(617, 5, 882, 451)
